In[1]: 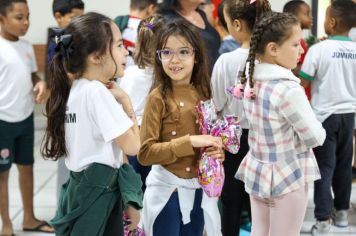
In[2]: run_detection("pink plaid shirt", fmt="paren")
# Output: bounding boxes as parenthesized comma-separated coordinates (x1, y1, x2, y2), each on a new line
(236, 64, 325, 198)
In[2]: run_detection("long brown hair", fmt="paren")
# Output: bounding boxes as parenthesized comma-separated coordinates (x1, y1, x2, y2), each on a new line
(153, 19, 211, 100)
(41, 12, 117, 160)
(240, 11, 299, 90)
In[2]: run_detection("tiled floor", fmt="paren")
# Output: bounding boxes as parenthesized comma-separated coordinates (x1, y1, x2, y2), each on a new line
(1, 105, 356, 235)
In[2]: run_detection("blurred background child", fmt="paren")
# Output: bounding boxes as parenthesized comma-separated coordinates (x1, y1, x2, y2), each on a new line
(0, 0, 50, 235)
(114, 0, 157, 67)
(119, 14, 166, 191)
(299, 0, 356, 234)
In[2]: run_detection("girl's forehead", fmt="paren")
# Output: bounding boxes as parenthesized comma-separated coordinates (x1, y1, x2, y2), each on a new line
(163, 35, 192, 48)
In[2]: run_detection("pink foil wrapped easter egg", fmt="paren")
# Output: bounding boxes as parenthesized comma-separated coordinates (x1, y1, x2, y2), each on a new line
(197, 152, 225, 197)
(123, 213, 145, 236)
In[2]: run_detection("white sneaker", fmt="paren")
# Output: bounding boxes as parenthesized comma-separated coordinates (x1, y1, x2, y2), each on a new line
(332, 209, 348, 227)
(311, 220, 331, 235)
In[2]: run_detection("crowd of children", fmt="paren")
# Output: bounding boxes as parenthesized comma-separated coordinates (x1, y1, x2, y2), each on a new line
(0, 0, 356, 236)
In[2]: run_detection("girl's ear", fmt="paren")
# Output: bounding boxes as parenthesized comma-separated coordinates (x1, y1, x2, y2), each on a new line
(265, 42, 279, 57)
(87, 52, 102, 65)
(232, 19, 243, 32)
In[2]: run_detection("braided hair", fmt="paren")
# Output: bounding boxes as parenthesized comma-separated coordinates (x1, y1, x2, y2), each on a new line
(240, 11, 299, 91)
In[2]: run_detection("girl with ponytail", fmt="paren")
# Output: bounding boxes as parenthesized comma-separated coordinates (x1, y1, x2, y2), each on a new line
(210, 0, 270, 235)
(235, 11, 326, 236)
(41, 12, 141, 236)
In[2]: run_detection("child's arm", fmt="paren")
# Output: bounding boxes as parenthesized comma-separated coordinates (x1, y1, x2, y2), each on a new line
(279, 85, 325, 148)
(108, 82, 141, 156)
(31, 73, 47, 104)
(138, 93, 223, 166)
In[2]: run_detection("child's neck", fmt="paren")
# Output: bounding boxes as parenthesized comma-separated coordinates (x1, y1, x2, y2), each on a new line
(0, 31, 19, 41)
(240, 34, 251, 49)
(329, 31, 350, 37)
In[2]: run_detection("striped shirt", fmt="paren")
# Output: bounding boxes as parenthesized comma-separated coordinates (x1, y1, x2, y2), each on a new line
(236, 63, 325, 198)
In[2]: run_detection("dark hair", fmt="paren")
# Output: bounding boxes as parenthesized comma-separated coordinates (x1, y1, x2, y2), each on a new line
(217, 0, 228, 31)
(52, 0, 84, 16)
(283, 0, 307, 15)
(157, 0, 180, 14)
(153, 19, 211, 101)
(0, 0, 27, 16)
(329, 0, 356, 32)
(134, 14, 165, 69)
(240, 11, 299, 90)
(131, 0, 157, 11)
(224, 0, 271, 32)
(42, 12, 116, 160)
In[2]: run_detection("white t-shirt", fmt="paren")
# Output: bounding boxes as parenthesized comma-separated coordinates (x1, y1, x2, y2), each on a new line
(65, 79, 133, 172)
(300, 36, 356, 122)
(119, 66, 153, 125)
(0, 37, 37, 122)
(211, 47, 249, 129)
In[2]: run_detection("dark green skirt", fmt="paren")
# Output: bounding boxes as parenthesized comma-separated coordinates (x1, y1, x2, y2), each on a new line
(50, 163, 121, 236)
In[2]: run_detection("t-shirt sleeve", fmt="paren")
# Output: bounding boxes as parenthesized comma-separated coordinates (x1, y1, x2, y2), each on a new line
(299, 44, 318, 81)
(88, 83, 133, 143)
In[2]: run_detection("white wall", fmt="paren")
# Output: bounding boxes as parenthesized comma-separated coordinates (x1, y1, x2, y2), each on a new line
(25, 0, 130, 44)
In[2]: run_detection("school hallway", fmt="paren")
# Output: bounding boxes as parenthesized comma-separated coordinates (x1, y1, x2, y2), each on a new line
(1, 105, 356, 236)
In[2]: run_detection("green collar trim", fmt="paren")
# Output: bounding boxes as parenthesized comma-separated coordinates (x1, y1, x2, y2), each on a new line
(329, 36, 352, 41)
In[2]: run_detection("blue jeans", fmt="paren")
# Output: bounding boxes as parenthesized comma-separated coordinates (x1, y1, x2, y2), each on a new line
(153, 189, 204, 236)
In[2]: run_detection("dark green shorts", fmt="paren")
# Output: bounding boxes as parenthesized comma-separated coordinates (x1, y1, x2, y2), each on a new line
(0, 114, 34, 171)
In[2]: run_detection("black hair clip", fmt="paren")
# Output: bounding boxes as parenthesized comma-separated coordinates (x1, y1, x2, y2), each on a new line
(51, 27, 73, 60)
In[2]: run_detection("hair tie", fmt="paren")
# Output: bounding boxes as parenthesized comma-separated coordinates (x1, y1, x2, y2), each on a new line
(145, 22, 154, 30)
(250, 0, 257, 4)
(51, 27, 73, 60)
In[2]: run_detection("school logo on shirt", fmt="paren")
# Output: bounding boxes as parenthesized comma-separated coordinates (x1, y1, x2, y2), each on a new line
(65, 112, 77, 123)
(0, 148, 10, 164)
(331, 49, 356, 59)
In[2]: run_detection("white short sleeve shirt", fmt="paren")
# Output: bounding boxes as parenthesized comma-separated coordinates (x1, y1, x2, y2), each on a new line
(300, 36, 356, 122)
(0, 37, 37, 122)
(119, 66, 153, 125)
(65, 79, 133, 172)
(211, 48, 249, 129)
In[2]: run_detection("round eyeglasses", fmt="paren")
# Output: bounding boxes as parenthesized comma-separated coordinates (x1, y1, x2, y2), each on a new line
(156, 48, 195, 61)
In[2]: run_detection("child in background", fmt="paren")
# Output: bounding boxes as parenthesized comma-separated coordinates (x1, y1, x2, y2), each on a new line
(298, 0, 356, 234)
(216, 0, 240, 55)
(47, 0, 84, 64)
(119, 14, 165, 191)
(48, 0, 85, 201)
(41, 12, 141, 235)
(0, 0, 50, 235)
(114, 0, 157, 67)
(283, 0, 313, 100)
(235, 11, 325, 236)
(211, 1, 271, 235)
(138, 20, 225, 236)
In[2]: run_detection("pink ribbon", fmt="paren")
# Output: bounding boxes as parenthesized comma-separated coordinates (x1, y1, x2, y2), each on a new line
(250, 0, 257, 4)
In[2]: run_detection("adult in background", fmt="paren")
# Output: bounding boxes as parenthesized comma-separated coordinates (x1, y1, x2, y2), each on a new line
(158, 0, 221, 72)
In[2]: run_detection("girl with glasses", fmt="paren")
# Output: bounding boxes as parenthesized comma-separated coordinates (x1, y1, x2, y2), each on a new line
(138, 19, 224, 236)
